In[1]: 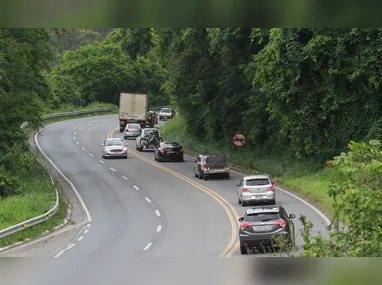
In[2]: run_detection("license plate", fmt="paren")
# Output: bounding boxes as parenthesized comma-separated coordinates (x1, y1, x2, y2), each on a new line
(253, 225, 272, 231)
(167, 151, 174, 153)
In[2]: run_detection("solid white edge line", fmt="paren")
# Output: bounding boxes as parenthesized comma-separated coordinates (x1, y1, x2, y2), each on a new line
(143, 242, 153, 251)
(84, 229, 89, 234)
(133, 185, 139, 190)
(87, 224, 91, 228)
(145, 197, 152, 203)
(157, 225, 162, 232)
(184, 153, 331, 226)
(35, 124, 92, 223)
(110, 167, 116, 171)
(155, 210, 161, 217)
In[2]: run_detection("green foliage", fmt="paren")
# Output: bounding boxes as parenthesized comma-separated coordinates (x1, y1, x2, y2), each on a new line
(300, 140, 382, 257)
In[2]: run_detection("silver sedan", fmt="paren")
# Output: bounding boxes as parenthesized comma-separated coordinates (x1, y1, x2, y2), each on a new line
(101, 138, 128, 159)
(237, 175, 276, 206)
(124, 123, 141, 139)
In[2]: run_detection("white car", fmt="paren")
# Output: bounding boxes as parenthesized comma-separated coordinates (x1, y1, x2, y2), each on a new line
(136, 128, 162, 151)
(101, 138, 128, 159)
(237, 175, 275, 206)
(159, 108, 174, 120)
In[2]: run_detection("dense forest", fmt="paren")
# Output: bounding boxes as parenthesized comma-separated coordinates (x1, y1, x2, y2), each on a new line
(0, 28, 381, 256)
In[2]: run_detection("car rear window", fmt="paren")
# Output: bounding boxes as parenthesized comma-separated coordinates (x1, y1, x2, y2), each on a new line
(246, 178, 270, 186)
(145, 130, 160, 137)
(127, 124, 140, 129)
(206, 155, 226, 164)
(245, 213, 280, 222)
(161, 108, 171, 112)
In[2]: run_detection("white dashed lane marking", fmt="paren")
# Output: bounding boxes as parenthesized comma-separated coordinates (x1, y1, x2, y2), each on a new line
(84, 229, 89, 234)
(155, 210, 161, 217)
(143, 242, 153, 251)
(100, 160, 104, 164)
(122, 176, 128, 180)
(74, 132, 76, 135)
(145, 197, 152, 203)
(82, 147, 86, 150)
(77, 236, 84, 242)
(157, 225, 162, 232)
(89, 153, 94, 157)
(76, 142, 79, 145)
(110, 167, 116, 172)
(73, 137, 76, 140)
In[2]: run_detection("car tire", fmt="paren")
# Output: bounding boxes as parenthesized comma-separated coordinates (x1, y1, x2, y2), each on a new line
(240, 245, 248, 255)
(242, 201, 247, 207)
(179, 156, 184, 162)
(158, 157, 162, 162)
(124, 156, 128, 159)
(226, 174, 230, 179)
(204, 176, 208, 181)
(238, 196, 241, 204)
(194, 172, 198, 178)
(198, 172, 203, 179)
(154, 155, 158, 161)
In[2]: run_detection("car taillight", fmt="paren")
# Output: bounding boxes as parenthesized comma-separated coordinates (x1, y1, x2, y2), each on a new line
(179, 148, 183, 152)
(242, 187, 249, 192)
(125, 129, 129, 132)
(240, 222, 253, 231)
(159, 148, 165, 153)
(269, 185, 274, 191)
(272, 219, 287, 228)
(201, 163, 207, 168)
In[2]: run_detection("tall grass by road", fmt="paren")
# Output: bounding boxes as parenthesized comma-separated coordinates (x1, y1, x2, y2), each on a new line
(0, 159, 67, 248)
(160, 116, 335, 215)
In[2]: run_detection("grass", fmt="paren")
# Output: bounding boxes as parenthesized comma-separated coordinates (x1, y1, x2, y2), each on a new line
(160, 116, 336, 216)
(0, 160, 68, 248)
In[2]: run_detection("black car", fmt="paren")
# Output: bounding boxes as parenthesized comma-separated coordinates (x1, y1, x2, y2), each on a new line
(154, 142, 184, 162)
(193, 154, 230, 180)
(238, 205, 296, 254)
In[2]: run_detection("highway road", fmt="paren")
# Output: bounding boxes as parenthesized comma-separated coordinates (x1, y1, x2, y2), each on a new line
(0, 114, 330, 285)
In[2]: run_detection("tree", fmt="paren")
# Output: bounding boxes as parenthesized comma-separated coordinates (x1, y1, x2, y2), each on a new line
(300, 140, 382, 257)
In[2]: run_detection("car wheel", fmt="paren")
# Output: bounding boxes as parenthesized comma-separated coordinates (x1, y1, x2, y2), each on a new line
(226, 174, 230, 179)
(154, 154, 158, 161)
(204, 175, 208, 181)
(124, 156, 128, 159)
(138, 147, 143, 151)
(238, 196, 241, 204)
(158, 157, 162, 162)
(194, 172, 198, 178)
(179, 156, 184, 162)
(198, 171, 203, 179)
(240, 245, 248, 255)
(242, 201, 247, 207)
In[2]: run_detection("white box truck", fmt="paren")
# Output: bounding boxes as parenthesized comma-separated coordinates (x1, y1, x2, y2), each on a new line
(119, 93, 148, 132)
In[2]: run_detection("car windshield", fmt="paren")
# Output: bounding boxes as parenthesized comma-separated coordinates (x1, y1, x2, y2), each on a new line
(161, 108, 171, 113)
(245, 213, 280, 222)
(105, 140, 124, 146)
(246, 178, 270, 186)
(127, 124, 140, 129)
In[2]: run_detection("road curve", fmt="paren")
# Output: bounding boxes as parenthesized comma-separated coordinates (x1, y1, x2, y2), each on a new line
(1, 114, 330, 284)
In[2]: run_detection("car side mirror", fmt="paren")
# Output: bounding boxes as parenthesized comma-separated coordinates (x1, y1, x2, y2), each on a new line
(289, 214, 296, 219)
(239, 217, 244, 222)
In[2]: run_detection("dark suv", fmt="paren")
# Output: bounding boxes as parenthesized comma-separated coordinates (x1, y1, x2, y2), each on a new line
(238, 205, 296, 254)
(193, 154, 230, 180)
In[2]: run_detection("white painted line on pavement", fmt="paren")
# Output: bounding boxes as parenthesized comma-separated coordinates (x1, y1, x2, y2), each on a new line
(73, 137, 76, 140)
(155, 210, 161, 217)
(89, 153, 94, 157)
(54, 251, 64, 258)
(143, 242, 153, 251)
(76, 142, 79, 145)
(67, 243, 76, 250)
(100, 160, 104, 164)
(133, 185, 139, 190)
(79, 127, 83, 130)
(35, 124, 92, 225)
(110, 167, 116, 172)
(87, 224, 91, 228)
(84, 229, 89, 234)
(89, 123, 93, 126)
(157, 225, 162, 232)
(82, 147, 86, 150)
(77, 236, 84, 242)
(74, 132, 76, 135)
(145, 197, 152, 203)
(122, 176, 128, 180)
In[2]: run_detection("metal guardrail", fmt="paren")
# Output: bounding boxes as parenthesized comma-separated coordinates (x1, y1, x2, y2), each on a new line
(0, 107, 113, 239)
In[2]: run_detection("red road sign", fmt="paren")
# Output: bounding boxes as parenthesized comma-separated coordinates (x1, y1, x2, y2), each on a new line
(232, 131, 247, 148)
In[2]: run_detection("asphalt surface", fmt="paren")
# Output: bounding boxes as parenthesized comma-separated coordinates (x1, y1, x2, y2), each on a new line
(1, 114, 330, 285)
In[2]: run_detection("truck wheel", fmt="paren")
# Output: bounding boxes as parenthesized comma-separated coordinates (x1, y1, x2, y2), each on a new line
(120, 128, 124, 132)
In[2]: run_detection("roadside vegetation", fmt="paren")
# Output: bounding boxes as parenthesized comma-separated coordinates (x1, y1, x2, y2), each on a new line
(1, 28, 381, 256)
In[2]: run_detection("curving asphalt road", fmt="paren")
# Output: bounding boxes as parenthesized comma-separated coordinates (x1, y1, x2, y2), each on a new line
(0, 114, 330, 284)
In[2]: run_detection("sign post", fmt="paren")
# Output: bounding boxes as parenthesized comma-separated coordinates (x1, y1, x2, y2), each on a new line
(232, 131, 247, 149)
